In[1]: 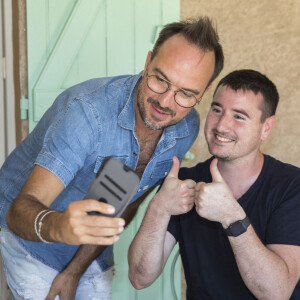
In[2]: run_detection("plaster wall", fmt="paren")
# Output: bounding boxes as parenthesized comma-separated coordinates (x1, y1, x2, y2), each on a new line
(181, 0, 300, 168)
(180, 1, 300, 298)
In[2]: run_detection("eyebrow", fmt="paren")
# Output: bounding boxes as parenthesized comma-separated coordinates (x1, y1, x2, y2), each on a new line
(152, 67, 200, 95)
(211, 102, 250, 118)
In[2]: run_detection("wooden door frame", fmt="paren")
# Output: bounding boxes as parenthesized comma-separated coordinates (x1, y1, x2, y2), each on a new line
(0, 0, 16, 167)
(0, 1, 15, 297)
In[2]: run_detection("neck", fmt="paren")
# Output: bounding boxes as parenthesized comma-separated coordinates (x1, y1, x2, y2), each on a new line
(217, 151, 264, 199)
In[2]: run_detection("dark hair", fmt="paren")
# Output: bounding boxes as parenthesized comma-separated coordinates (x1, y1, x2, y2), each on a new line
(151, 17, 224, 88)
(214, 69, 279, 120)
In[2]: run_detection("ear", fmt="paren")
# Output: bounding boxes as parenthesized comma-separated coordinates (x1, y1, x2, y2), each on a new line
(261, 115, 276, 141)
(142, 51, 152, 76)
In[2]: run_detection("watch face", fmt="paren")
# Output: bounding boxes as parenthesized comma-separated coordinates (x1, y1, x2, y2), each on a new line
(229, 222, 247, 236)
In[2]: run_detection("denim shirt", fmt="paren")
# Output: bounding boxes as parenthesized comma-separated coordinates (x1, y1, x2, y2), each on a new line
(0, 73, 200, 271)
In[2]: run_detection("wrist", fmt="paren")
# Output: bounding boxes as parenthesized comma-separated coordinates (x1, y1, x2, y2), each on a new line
(36, 209, 56, 243)
(149, 194, 172, 222)
(224, 215, 251, 237)
(46, 211, 63, 242)
(221, 211, 247, 229)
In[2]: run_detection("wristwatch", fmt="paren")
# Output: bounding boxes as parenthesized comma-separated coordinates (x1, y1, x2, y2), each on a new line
(224, 216, 251, 237)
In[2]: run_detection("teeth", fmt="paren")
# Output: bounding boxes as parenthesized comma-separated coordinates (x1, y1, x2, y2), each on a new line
(216, 135, 232, 142)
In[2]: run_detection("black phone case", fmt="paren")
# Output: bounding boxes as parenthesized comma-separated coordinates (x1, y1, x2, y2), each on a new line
(85, 157, 140, 217)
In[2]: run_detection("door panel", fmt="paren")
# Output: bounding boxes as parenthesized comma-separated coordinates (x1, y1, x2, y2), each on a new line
(26, 1, 181, 299)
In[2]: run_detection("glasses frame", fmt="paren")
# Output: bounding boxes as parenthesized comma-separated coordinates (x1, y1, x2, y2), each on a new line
(145, 69, 203, 108)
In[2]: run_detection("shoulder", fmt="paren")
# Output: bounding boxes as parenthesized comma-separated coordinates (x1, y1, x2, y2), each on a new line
(260, 155, 300, 211)
(264, 155, 300, 185)
(61, 74, 138, 103)
(185, 108, 200, 127)
(48, 74, 140, 123)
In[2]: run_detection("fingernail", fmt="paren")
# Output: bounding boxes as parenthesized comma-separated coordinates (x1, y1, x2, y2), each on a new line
(119, 219, 125, 226)
(107, 206, 115, 213)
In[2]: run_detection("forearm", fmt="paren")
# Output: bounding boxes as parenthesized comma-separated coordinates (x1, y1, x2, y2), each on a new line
(128, 197, 172, 289)
(229, 226, 294, 300)
(7, 194, 52, 241)
(64, 244, 106, 277)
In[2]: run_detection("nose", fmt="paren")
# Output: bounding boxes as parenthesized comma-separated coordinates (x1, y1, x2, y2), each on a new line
(157, 89, 175, 108)
(216, 113, 231, 132)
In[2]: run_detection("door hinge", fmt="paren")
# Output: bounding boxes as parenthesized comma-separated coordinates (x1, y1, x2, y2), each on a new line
(20, 96, 29, 120)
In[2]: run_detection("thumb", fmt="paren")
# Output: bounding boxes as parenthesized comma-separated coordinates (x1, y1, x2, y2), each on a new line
(210, 158, 224, 182)
(167, 156, 180, 179)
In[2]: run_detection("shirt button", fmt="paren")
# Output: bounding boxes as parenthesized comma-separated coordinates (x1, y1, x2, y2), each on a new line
(164, 172, 168, 175)
(143, 185, 148, 190)
(138, 189, 141, 192)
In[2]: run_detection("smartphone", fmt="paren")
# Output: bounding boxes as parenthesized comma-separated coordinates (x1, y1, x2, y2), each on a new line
(85, 157, 140, 217)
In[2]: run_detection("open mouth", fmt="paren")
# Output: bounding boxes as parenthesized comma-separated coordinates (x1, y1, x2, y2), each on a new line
(215, 133, 234, 143)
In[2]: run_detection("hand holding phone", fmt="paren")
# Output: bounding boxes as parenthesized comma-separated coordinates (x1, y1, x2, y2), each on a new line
(85, 157, 140, 217)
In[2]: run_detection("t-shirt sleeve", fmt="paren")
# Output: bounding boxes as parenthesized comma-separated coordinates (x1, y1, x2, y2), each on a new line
(266, 177, 300, 246)
(35, 98, 99, 187)
(167, 215, 180, 241)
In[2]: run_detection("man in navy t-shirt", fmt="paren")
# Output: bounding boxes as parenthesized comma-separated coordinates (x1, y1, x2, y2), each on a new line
(128, 69, 300, 299)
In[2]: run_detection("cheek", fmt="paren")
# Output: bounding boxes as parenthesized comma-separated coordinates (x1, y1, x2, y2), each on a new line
(204, 116, 215, 132)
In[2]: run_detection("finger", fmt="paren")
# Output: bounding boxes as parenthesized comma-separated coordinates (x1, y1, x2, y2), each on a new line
(188, 188, 195, 197)
(72, 224, 124, 241)
(183, 179, 196, 189)
(210, 158, 224, 182)
(80, 234, 120, 245)
(195, 181, 205, 191)
(82, 199, 116, 215)
(45, 288, 60, 300)
(167, 156, 180, 179)
(82, 226, 124, 237)
(84, 215, 125, 228)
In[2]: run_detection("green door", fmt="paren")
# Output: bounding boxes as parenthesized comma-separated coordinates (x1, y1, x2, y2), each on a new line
(26, 1, 181, 299)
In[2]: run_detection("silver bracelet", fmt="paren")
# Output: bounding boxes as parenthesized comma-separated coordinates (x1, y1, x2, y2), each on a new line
(34, 209, 55, 244)
(34, 209, 49, 240)
(37, 210, 55, 244)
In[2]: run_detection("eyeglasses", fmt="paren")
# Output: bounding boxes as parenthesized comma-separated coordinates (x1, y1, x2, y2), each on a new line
(145, 72, 203, 108)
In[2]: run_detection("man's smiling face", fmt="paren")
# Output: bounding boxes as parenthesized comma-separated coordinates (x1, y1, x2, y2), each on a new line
(204, 85, 270, 162)
(135, 34, 215, 131)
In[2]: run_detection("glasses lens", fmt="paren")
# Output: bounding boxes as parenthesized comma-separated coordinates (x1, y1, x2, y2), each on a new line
(147, 76, 168, 94)
(146, 74, 198, 108)
(175, 91, 197, 108)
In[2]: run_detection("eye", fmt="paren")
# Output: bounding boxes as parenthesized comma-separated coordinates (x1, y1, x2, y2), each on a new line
(178, 90, 194, 99)
(211, 106, 222, 114)
(234, 114, 246, 121)
(183, 91, 194, 98)
(155, 75, 166, 83)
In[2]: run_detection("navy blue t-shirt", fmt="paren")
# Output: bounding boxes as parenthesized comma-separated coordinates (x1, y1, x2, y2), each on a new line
(168, 155, 300, 299)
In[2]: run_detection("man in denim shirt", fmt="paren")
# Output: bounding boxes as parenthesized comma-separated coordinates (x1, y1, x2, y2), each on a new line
(0, 17, 224, 299)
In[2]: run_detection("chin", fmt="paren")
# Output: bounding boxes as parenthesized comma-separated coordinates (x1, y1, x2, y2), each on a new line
(143, 116, 165, 130)
(208, 147, 229, 160)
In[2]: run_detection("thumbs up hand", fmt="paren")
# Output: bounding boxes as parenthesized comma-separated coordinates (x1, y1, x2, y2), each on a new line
(195, 158, 244, 227)
(152, 156, 196, 218)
